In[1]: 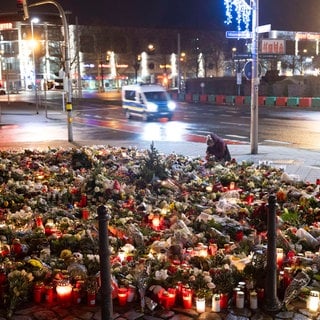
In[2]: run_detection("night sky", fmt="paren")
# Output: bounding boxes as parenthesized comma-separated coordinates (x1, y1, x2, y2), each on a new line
(1, 0, 320, 32)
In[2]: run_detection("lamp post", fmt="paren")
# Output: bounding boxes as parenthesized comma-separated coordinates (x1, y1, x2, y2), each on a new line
(29, 0, 73, 142)
(224, 0, 259, 154)
(31, 17, 39, 114)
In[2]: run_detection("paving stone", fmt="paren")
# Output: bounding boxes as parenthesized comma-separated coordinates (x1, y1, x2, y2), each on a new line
(198, 311, 222, 320)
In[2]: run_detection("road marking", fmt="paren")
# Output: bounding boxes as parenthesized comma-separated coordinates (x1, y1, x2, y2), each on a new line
(264, 139, 291, 145)
(220, 121, 249, 127)
(226, 134, 248, 139)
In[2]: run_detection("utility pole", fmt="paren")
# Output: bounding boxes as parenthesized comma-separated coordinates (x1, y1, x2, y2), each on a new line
(250, 0, 259, 154)
(224, 0, 260, 154)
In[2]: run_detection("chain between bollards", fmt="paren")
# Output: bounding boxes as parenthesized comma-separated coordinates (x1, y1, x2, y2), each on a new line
(98, 205, 113, 320)
(264, 194, 282, 313)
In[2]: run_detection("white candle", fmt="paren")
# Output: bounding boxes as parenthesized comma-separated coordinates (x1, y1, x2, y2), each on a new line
(250, 291, 258, 309)
(308, 290, 320, 313)
(236, 291, 245, 309)
(212, 294, 220, 312)
(196, 297, 206, 313)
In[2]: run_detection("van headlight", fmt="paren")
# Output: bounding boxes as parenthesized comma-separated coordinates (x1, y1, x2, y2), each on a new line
(168, 101, 176, 111)
(146, 102, 158, 112)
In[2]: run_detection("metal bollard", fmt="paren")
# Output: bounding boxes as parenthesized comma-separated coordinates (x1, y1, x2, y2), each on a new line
(264, 195, 282, 313)
(98, 205, 113, 320)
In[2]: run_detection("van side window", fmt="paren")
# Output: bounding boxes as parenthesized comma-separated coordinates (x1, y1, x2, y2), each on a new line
(125, 90, 136, 101)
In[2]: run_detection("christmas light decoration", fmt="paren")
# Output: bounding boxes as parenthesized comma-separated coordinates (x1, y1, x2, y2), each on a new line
(224, 0, 252, 31)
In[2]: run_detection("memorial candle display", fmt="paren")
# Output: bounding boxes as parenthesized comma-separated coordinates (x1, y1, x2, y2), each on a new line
(182, 288, 193, 309)
(118, 287, 128, 306)
(308, 290, 320, 313)
(212, 294, 220, 312)
(196, 297, 206, 313)
(56, 280, 73, 306)
(276, 248, 284, 269)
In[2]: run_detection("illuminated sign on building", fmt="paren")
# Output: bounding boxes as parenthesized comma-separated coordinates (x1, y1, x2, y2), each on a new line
(0, 23, 13, 30)
(261, 39, 286, 54)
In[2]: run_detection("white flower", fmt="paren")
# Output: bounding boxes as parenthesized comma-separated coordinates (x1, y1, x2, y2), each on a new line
(155, 269, 169, 281)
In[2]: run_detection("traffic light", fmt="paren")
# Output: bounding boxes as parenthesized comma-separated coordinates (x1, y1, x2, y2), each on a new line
(17, 0, 29, 20)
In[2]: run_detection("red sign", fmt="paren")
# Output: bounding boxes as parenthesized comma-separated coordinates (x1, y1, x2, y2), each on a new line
(261, 39, 285, 54)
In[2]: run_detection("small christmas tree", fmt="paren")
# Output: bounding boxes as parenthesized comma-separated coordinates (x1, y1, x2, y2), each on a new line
(139, 142, 168, 184)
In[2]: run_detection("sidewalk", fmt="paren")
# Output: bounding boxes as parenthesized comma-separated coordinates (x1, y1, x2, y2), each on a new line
(1, 100, 320, 183)
(1, 138, 320, 184)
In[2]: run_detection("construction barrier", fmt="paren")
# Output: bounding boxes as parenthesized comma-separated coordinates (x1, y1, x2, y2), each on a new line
(200, 94, 208, 103)
(287, 97, 299, 107)
(311, 97, 320, 107)
(299, 97, 311, 107)
(215, 95, 225, 104)
(172, 93, 320, 108)
(225, 95, 235, 104)
(276, 97, 287, 106)
(265, 97, 276, 106)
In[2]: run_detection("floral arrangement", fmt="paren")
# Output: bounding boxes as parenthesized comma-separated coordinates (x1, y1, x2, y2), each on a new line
(0, 144, 319, 316)
(6, 269, 34, 318)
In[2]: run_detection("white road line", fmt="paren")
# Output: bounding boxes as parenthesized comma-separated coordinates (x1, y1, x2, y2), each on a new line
(264, 139, 291, 145)
(220, 121, 249, 127)
(226, 134, 248, 139)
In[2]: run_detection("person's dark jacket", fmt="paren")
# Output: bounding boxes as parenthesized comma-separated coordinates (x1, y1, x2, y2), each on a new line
(206, 133, 231, 161)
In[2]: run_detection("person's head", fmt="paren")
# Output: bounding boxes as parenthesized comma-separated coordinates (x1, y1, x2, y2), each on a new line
(206, 134, 215, 146)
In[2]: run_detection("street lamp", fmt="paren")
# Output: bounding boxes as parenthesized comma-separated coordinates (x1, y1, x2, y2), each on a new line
(29, 0, 73, 142)
(31, 17, 39, 114)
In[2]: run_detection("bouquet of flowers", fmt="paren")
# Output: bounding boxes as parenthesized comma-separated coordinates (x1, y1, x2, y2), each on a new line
(7, 269, 34, 318)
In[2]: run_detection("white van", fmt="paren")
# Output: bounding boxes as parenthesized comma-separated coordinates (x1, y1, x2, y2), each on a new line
(122, 84, 176, 121)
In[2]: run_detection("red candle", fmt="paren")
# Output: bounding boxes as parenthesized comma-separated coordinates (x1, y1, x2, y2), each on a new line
(56, 280, 73, 306)
(33, 283, 44, 303)
(161, 291, 171, 309)
(87, 290, 96, 306)
(182, 288, 193, 309)
(45, 285, 54, 304)
(118, 287, 128, 306)
(220, 293, 229, 309)
(72, 288, 81, 304)
(167, 288, 176, 308)
(82, 208, 89, 220)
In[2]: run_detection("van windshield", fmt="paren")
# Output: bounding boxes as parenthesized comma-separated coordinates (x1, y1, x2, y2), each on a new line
(144, 91, 168, 102)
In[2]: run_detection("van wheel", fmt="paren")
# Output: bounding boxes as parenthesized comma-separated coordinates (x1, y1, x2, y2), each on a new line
(125, 110, 131, 119)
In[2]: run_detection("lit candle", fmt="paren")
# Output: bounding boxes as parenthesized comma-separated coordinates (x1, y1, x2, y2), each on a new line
(167, 288, 176, 308)
(196, 297, 206, 313)
(276, 248, 284, 269)
(212, 294, 220, 312)
(118, 250, 126, 262)
(127, 285, 136, 302)
(161, 291, 171, 309)
(152, 215, 161, 230)
(56, 280, 73, 306)
(182, 288, 193, 309)
(229, 182, 235, 190)
(308, 290, 320, 313)
(118, 287, 128, 306)
(199, 245, 208, 257)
